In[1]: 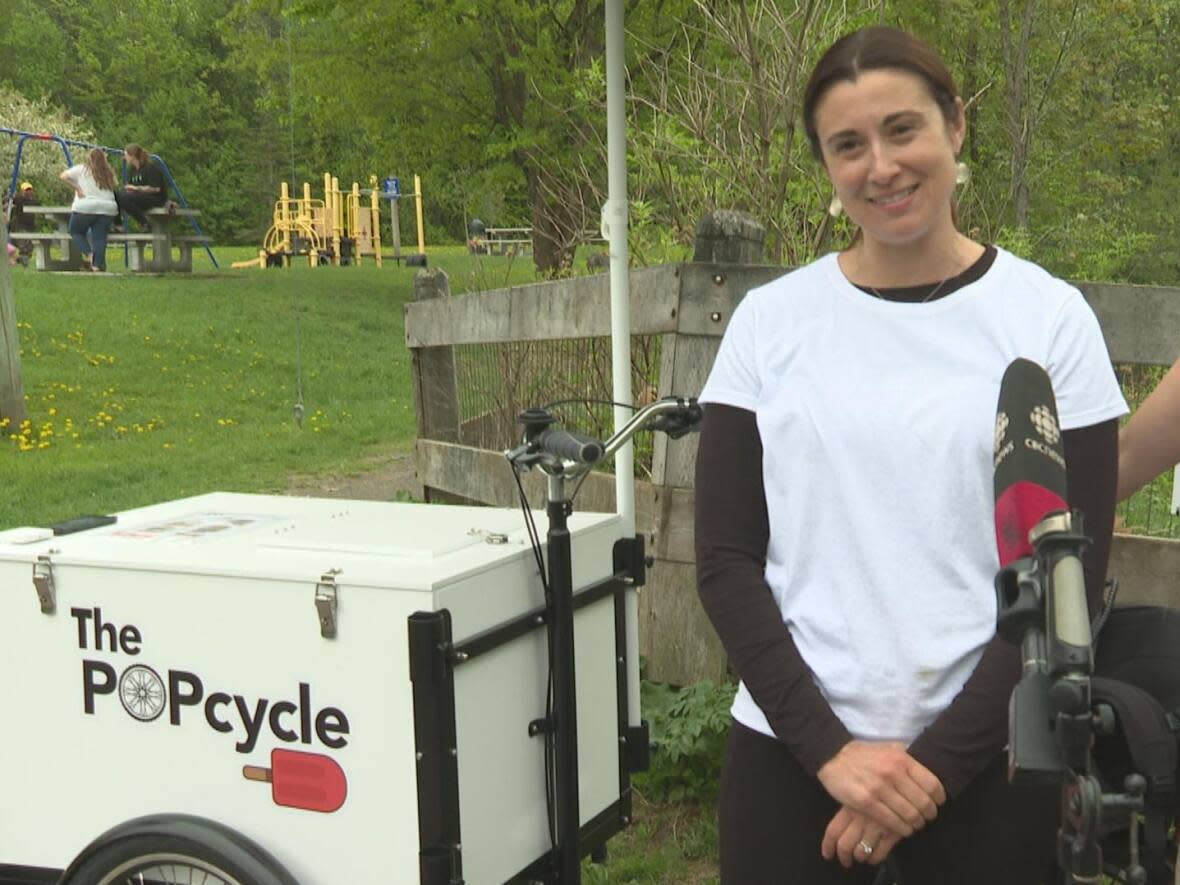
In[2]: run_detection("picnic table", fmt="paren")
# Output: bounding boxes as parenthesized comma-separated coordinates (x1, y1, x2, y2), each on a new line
(9, 205, 210, 273)
(484, 226, 533, 256)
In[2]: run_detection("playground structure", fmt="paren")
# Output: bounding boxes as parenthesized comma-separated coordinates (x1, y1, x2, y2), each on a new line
(0, 127, 217, 269)
(233, 173, 425, 269)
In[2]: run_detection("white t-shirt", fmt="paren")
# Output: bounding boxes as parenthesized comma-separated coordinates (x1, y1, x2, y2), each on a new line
(64, 164, 118, 215)
(700, 247, 1128, 744)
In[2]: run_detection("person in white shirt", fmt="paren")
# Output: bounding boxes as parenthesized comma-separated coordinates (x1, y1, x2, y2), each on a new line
(59, 149, 119, 272)
(696, 25, 1126, 883)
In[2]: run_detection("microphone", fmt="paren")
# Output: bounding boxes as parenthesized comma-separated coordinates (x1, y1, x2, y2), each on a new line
(993, 358, 1094, 782)
(993, 358, 1091, 662)
(993, 358, 1068, 566)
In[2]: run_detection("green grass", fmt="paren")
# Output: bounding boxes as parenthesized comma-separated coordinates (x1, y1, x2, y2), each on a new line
(0, 245, 540, 529)
(583, 795, 719, 883)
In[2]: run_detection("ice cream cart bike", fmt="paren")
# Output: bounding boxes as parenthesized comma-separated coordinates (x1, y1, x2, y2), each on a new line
(0, 398, 700, 885)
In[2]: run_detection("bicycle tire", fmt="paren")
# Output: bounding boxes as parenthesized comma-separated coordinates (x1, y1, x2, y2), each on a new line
(61, 815, 297, 885)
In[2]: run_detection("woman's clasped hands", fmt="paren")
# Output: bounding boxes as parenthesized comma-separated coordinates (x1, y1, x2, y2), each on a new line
(817, 740, 947, 868)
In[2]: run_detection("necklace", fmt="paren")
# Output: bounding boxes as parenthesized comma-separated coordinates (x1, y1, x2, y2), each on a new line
(864, 273, 953, 304)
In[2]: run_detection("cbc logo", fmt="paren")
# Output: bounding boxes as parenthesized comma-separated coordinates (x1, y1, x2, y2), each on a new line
(994, 412, 1010, 452)
(1030, 405, 1060, 445)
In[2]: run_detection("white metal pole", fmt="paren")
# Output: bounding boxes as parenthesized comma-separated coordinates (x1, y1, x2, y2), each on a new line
(605, 0, 640, 728)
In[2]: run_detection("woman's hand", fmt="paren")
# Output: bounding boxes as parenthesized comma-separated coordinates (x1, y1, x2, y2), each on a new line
(821, 805, 902, 868)
(816, 740, 946, 836)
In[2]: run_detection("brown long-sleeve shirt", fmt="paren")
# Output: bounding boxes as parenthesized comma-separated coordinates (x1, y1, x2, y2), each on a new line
(694, 403, 1117, 797)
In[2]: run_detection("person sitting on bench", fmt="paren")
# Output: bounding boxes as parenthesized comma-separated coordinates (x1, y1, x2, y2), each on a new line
(115, 143, 169, 227)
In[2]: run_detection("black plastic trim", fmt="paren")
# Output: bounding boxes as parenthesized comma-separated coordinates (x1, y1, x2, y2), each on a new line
(625, 722, 651, 774)
(408, 610, 464, 885)
(504, 796, 631, 883)
(613, 536, 646, 587)
(0, 866, 61, 884)
(449, 574, 627, 665)
(613, 565, 649, 781)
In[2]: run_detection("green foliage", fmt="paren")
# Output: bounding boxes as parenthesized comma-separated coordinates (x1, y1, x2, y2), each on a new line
(0, 87, 94, 191)
(2, 1, 1179, 284)
(636, 678, 736, 803)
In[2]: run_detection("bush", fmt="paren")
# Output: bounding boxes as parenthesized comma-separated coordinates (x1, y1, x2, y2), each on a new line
(637, 679, 736, 803)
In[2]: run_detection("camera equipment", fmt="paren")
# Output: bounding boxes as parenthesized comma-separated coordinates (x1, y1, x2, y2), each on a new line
(994, 359, 1148, 884)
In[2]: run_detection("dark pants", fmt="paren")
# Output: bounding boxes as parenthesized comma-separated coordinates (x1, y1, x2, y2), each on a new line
(719, 720, 1060, 885)
(115, 190, 166, 226)
(69, 213, 114, 271)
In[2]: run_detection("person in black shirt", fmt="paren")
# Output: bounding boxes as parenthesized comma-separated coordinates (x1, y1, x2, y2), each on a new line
(8, 182, 38, 264)
(115, 143, 169, 227)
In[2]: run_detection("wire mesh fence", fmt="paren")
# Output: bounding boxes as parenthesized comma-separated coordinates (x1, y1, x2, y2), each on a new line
(445, 344, 1175, 538)
(453, 336, 663, 478)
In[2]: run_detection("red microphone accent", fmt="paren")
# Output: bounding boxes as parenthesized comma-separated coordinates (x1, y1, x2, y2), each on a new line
(995, 480, 1068, 566)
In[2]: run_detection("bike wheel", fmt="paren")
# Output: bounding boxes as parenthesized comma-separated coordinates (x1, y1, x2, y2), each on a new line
(63, 818, 297, 885)
(90, 849, 245, 885)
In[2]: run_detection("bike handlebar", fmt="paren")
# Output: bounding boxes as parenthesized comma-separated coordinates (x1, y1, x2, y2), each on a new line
(536, 429, 604, 465)
(507, 397, 702, 475)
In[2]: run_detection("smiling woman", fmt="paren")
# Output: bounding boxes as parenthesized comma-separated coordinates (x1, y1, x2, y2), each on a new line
(804, 27, 976, 289)
(693, 25, 1128, 885)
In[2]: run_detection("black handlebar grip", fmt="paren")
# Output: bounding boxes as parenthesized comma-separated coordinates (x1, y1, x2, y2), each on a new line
(536, 429, 604, 464)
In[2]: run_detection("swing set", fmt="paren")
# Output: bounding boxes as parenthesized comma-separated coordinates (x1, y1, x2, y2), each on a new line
(0, 127, 218, 269)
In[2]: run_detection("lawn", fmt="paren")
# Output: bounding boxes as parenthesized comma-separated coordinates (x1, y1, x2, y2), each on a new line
(0, 245, 539, 529)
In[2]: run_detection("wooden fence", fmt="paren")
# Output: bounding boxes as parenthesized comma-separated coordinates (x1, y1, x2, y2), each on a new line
(405, 254, 1180, 686)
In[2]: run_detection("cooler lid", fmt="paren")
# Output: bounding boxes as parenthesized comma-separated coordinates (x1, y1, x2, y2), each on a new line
(0, 492, 618, 591)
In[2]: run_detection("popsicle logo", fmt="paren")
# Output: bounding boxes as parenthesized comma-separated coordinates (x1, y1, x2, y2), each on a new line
(243, 748, 348, 813)
(72, 606, 352, 755)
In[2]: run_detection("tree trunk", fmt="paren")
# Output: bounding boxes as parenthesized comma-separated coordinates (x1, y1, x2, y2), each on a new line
(526, 165, 579, 276)
(1000, 0, 1036, 231)
(0, 218, 26, 427)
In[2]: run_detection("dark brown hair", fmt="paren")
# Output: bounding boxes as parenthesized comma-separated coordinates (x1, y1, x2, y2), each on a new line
(86, 148, 117, 192)
(124, 143, 150, 168)
(802, 26, 961, 163)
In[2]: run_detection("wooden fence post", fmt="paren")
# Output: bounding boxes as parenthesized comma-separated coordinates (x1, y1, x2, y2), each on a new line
(642, 209, 768, 685)
(0, 218, 26, 428)
(410, 267, 459, 501)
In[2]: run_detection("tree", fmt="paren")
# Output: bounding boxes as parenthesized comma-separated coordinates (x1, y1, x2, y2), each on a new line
(0, 86, 95, 196)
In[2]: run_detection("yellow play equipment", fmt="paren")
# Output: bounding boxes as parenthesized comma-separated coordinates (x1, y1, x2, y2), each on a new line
(232, 173, 425, 269)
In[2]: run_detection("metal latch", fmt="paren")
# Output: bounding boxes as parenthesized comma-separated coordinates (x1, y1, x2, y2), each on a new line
(315, 570, 339, 639)
(467, 527, 509, 545)
(32, 554, 56, 614)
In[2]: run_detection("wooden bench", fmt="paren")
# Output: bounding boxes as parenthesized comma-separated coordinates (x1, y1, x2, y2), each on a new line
(108, 233, 212, 273)
(7, 232, 78, 271)
(170, 235, 212, 273)
(16, 205, 210, 273)
(484, 227, 533, 256)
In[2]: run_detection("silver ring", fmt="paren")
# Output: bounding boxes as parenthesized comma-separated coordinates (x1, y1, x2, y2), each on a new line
(858, 839, 874, 857)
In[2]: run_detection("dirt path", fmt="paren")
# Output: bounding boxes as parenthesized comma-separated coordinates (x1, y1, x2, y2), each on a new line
(283, 447, 421, 501)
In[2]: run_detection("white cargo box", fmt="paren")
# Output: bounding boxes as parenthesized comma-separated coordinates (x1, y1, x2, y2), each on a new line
(0, 492, 641, 885)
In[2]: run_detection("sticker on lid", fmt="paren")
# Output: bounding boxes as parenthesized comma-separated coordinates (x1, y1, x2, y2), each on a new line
(110, 512, 284, 543)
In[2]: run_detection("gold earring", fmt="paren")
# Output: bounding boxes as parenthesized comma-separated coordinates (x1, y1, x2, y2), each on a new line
(828, 195, 843, 217)
(955, 161, 971, 186)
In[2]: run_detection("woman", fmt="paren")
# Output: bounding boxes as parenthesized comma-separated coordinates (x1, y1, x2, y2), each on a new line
(60, 149, 119, 272)
(695, 26, 1127, 884)
(116, 143, 168, 227)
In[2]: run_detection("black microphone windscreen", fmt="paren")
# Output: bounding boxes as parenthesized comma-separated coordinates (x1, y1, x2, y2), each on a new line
(994, 358, 1069, 565)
